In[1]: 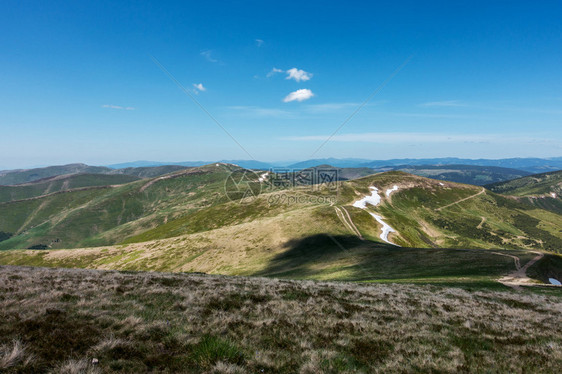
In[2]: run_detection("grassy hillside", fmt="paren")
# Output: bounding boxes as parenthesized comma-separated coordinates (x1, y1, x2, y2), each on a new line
(0, 265, 560, 373)
(0, 173, 140, 203)
(382, 164, 531, 185)
(0, 167, 561, 257)
(0, 168, 561, 289)
(0, 164, 241, 250)
(486, 170, 562, 195)
(485, 170, 562, 214)
(0, 164, 112, 185)
(0, 163, 195, 187)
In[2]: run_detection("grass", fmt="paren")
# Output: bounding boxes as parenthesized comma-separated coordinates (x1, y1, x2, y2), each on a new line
(1, 167, 561, 256)
(0, 173, 140, 203)
(0, 265, 560, 373)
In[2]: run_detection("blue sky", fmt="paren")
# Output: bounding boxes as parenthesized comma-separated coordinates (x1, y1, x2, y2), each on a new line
(1, 0, 561, 168)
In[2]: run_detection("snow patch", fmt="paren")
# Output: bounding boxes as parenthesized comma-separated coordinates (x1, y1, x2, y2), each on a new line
(549, 278, 561, 286)
(352, 187, 381, 209)
(551, 192, 557, 198)
(386, 185, 399, 197)
(258, 172, 269, 182)
(352, 186, 399, 246)
(369, 213, 396, 245)
(439, 182, 445, 186)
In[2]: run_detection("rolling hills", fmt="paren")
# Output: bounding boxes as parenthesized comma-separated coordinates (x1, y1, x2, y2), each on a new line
(0, 164, 561, 287)
(0, 163, 191, 186)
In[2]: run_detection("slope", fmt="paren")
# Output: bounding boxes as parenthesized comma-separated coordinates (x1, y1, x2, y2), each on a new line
(387, 164, 531, 185)
(485, 170, 562, 214)
(0, 173, 140, 203)
(0, 164, 112, 185)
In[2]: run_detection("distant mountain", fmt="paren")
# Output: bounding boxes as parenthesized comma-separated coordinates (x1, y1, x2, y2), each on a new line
(358, 157, 562, 173)
(3, 157, 560, 186)
(287, 158, 373, 169)
(293, 165, 376, 182)
(109, 165, 191, 178)
(107, 160, 276, 170)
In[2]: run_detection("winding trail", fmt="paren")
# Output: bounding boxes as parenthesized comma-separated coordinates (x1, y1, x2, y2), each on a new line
(435, 188, 486, 211)
(477, 216, 487, 229)
(498, 252, 544, 289)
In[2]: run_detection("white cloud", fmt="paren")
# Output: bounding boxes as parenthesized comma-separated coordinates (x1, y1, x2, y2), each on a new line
(193, 83, 206, 93)
(200, 50, 218, 63)
(255, 39, 264, 47)
(419, 100, 467, 107)
(102, 105, 135, 110)
(266, 67, 313, 82)
(286, 68, 312, 82)
(267, 67, 284, 78)
(283, 89, 314, 103)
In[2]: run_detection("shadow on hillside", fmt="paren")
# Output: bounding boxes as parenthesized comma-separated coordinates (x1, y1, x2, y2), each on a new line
(255, 234, 395, 280)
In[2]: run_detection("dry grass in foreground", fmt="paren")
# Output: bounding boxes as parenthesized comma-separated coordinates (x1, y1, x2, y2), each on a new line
(0, 265, 561, 373)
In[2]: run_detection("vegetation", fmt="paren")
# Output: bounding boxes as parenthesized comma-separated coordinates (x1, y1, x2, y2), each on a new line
(0, 164, 112, 185)
(390, 164, 531, 185)
(0, 166, 560, 270)
(0, 265, 560, 373)
(0, 173, 140, 203)
(485, 170, 562, 214)
(486, 170, 562, 196)
(108, 165, 190, 178)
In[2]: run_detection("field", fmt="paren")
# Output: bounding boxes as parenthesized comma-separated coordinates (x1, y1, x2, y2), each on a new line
(1, 265, 561, 373)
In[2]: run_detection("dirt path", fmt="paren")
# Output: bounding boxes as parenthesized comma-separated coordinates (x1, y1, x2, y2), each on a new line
(334, 206, 363, 240)
(0, 185, 113, 205)
(492, 252, 521, 270)
(435, 188, 486, 211)
(139, 169, 202, 192)
(498, 252, 544, 289)
(16, 199, 49, 234)
(477, 216, 487, 229)
(341, 206, 363, 240)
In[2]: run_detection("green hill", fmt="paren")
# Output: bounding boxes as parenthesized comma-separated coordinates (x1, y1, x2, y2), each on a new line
(0, 163, 195, 186)
(0, 164, 112, 185)
(0, 165, 561, 288)
(485, 170, 562, 214)
(486, 170, 562, 195)
(386, 164, 531, 185)
(0, 173, 140, 203)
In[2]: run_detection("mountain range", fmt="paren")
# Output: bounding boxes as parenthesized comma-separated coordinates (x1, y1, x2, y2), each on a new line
(103, 157, 562, 174)
(0, 163, 560, 288)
